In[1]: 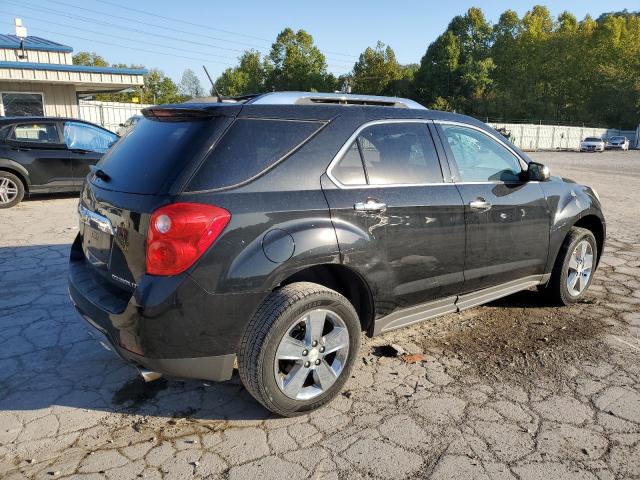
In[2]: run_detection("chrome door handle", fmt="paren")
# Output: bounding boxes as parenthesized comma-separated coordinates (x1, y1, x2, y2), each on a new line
(354, 199, 387, 213)
(469, 199, 492, 211)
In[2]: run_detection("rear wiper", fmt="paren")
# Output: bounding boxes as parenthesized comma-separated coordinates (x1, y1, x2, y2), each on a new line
(90, 165, 111, 182)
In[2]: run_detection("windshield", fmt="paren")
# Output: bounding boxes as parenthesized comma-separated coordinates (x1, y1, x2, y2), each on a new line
(584, 137, 601, 142)
(610, 136, 625, 141)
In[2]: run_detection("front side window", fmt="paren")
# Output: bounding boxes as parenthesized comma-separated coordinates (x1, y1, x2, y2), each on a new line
(11, 123, 59, 143)
(2, 92, 44, 117)
(331, 122, 443, 186)
(440, 124, 523, 182)
(64, 121, 118, 153)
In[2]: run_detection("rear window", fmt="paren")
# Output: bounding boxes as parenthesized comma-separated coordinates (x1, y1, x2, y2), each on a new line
(93, 116, 230, 194)
(187, 118, 323, 191)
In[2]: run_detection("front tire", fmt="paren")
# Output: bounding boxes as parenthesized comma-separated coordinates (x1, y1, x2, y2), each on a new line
(238, 282, 361, 417)
(544, 227, 598, 305)
(0, 171, 24, 208)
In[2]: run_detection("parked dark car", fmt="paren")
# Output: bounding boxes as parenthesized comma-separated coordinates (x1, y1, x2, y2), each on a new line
(0, 117, 118, 208)
(68, 92, 605, 416)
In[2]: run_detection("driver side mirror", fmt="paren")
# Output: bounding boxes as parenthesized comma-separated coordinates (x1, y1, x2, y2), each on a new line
(527, 161, 550, 181)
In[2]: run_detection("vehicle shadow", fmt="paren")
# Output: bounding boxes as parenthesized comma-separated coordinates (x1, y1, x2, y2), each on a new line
(24, 192, 80, 202)
(0, 243, 272, 422)
(0, 243, 582, 421)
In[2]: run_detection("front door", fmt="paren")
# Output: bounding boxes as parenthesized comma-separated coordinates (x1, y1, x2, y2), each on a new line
(436, 122, 550, 293)
(6, 122, 72, 190)
(323, 120, 466, 321)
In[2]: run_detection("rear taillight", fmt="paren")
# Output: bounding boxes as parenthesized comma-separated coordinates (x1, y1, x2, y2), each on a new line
(146, 203, 231, 276)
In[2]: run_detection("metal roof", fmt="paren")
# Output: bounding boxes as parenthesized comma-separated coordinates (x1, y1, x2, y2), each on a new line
(0, 34, 73, 53)
(249, 91, 427, 109)
(0, 61, 148, 76)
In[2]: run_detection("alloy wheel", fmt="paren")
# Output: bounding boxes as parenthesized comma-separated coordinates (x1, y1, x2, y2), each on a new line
(0, 177, 18, 205)
(274, 308, 350, 400)
(567, 239, 593, 296)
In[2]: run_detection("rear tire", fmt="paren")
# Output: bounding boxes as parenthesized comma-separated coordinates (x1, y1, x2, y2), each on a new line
(238, 282, 361, 417)
(544, 227, 597, 305)
(0, 171, 24, 209)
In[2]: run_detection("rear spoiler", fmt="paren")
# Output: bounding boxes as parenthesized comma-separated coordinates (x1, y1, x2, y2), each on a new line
(142, 104, 242, 120)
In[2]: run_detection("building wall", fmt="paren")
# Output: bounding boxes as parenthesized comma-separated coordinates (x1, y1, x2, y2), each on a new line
(0, 48, 72, 65)
(0, 67, 144, 87)
(0, 81, 78, 117)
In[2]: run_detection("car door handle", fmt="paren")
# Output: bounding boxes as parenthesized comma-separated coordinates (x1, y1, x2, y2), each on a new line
(354, 199, 387, 213)
(469, 198, 492, 211)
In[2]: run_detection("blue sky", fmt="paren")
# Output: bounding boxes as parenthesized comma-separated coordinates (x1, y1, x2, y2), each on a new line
(1, 1, 636, 86)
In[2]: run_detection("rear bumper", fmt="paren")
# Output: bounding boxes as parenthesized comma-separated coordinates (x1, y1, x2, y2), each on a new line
(68, 234, 267, 381)
(80, 314, 236, 381)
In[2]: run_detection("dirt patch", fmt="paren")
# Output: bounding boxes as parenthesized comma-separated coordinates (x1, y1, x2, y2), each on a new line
(420, 289, 612, 383)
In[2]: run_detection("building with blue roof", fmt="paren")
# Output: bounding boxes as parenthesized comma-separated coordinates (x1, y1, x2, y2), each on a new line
(0, 29, 147, 118)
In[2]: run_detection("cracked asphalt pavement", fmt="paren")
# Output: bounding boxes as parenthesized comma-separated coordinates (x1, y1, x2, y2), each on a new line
(1, 151, 639, 479)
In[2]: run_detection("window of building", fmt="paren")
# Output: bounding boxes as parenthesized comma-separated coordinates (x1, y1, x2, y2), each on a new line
(1, 92, 45, 117)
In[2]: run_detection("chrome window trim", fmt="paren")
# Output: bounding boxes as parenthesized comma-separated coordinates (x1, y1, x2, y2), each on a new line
(326, 119, 449, 190)
(434, 119, 528, 172)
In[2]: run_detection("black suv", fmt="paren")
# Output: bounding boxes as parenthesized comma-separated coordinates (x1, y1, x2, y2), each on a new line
(0, 117, 118, 208)
(68, 92, 605, 416)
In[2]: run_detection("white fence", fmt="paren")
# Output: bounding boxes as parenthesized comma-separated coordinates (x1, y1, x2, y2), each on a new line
(77, 101, 639, 150)
(488, 122, 638, 151)
(78, 100, 153, 133)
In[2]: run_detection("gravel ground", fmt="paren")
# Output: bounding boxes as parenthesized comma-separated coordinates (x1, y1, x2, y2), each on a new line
(1, 151, 639, 479)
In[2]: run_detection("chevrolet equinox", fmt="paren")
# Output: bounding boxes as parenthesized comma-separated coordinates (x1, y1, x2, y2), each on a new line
(68, 92, 606, 416)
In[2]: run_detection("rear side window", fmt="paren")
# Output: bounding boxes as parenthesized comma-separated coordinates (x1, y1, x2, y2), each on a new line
(11, 123, 59, 143)
(94, 116, 230, 194)
(64, 121, 117, 153)
(331, 122, 443, 186)
(188, 118, 323, 191)
(331, 142, 366, 185)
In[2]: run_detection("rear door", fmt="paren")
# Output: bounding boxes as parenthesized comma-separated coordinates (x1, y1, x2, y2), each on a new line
(323, 119, 466, 319)
(435, 121, 550, 293)
(6, 121, 71, 189)
(64, 121, 118, 186)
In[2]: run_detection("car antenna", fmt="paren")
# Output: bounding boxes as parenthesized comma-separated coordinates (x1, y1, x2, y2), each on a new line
(203, 65, 224, 103)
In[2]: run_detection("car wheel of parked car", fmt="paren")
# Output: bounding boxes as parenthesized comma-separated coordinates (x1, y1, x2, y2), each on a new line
(545, 227, 597, 305)
(238, 282, 361, 417)
(0, 171, 24, 209)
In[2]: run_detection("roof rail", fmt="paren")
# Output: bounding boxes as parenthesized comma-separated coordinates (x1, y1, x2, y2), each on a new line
(248, 91, 427, 110)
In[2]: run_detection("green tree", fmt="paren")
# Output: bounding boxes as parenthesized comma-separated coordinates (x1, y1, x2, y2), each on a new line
(179, 69, 204, 99)
(72, 51, 109, 67)
(414, 7, 493, 112)
(140, 69, 185, 104)
(351, 42, 402, 95)
(265, 28, 332, 91)
(215, 50, 268, 96)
